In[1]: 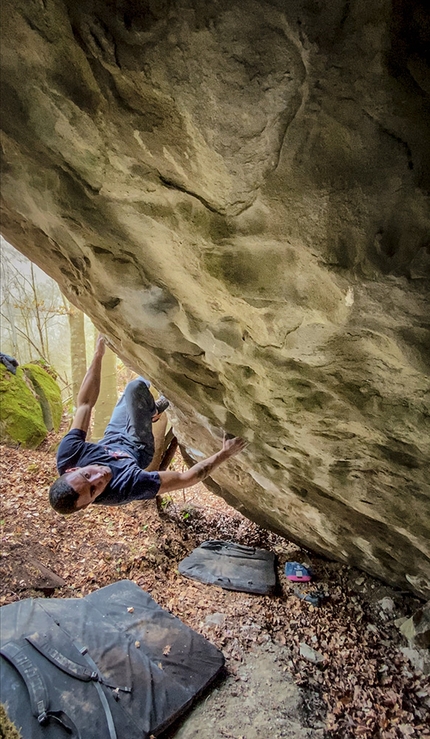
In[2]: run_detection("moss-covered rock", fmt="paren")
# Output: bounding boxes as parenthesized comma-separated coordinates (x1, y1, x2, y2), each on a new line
(22, 364, 62, 432)
(0, 704, 22, 739)
(0, 363, 62, 448)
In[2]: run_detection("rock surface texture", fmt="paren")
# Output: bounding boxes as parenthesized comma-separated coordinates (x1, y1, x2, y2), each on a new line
(1, 0, 429, 595)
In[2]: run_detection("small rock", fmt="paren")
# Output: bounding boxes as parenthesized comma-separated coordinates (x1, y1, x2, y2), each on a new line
(400, 647, 430, 676)
(205, 612, 225, 627)
(394, 616, 408, 629)
(398, 723, 415, 736)
(399, 601, 430, 649)
(299, 642, 325, 664)
(379, 597, 395, 613)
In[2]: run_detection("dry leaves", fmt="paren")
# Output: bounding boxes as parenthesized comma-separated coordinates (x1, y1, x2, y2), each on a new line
(1, 435, 429, 738)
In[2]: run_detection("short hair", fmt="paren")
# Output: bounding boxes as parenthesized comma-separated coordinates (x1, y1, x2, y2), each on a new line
(49, 476, 80, 515)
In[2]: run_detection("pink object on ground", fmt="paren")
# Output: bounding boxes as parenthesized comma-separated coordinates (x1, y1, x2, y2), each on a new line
(285, 562, 312, 582)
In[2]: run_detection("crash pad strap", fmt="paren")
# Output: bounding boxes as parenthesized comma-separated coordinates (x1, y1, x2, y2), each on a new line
(0, 641, 80, 735)
(26, 632, 131, 694)
(1, 641, 50, 724)
(1, 639, 119, 739)
(26, 633, 96, 682)
(77, 644, 117, 739)
(24, 632, 126, 739)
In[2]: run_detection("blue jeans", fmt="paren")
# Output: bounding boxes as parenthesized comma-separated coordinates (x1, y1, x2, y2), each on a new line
(100, 378, 156, 469)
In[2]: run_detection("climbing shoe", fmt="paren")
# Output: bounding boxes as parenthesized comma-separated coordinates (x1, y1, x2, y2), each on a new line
(155, 395, 170, 414)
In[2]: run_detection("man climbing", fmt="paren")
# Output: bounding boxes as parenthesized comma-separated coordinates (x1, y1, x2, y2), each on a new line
(49, 336, 246, 515)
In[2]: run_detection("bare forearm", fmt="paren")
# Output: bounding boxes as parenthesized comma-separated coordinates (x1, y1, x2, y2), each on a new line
(158, 450, 227, 494)
(183, 449, 229, 485)
(157, 437, 247, 494)
(76, 343, 104, 408)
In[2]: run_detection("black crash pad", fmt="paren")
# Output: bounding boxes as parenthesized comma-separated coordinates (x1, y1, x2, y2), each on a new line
(0, 579, 224, 739)
(178, 540, 277, 595)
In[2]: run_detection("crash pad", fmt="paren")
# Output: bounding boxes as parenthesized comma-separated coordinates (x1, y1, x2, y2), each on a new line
(0, 579, 224, 739)
(178, 540, 277, 595)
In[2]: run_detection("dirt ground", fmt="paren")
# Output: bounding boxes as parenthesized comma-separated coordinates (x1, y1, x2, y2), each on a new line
(0, 432, 429, 739)
(169, 644, 325, 739)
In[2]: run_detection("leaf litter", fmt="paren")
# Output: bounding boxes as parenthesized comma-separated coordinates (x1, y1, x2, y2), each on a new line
(0, 433, 429, 739)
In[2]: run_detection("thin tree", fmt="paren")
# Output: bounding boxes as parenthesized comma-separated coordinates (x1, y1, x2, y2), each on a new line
(92, 328, 118, 441)
(66, 301, 87, 408)
(29, 262, 47, 357)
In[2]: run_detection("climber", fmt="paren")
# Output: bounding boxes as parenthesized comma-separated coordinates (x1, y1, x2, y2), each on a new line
(49, 336, 246, 515)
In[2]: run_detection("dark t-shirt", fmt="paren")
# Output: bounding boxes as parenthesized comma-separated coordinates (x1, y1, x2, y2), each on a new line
(56, 429, 161, 505)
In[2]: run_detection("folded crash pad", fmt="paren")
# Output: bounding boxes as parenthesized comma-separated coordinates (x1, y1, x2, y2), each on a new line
(0, 579, 224, 739)
(178, 540, 277, 595)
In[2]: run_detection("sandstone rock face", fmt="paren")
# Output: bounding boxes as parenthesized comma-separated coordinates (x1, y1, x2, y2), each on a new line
(1, 0, 429, 595)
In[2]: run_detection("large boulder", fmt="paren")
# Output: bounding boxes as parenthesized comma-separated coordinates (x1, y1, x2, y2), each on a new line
(0, 364, 62, 448)
(22, 364, 63, 433)
(0, 0, 429, 595)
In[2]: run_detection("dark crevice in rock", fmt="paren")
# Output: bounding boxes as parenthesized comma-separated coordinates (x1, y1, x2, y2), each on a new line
(58, 162, 102, 195)
(363, 109, 414, 171)
(158, 175, 223, 215)
(23, 15, 54, 44)
(91, 246, 112, 255)
(100, 297, 121, 310)
(338, 0, 351, 32)
(182, 374, 219, 391)
(70, 256, 90, 270)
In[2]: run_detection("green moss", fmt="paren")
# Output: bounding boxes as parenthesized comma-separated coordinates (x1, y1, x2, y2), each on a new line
(0, 703, 22, 738)
(30, 357, 58, 380)
(22, 364, 62, 432)
(0, 365, 47, 448)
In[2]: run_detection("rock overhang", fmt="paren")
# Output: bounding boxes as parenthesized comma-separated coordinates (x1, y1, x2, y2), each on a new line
(1, 0, 429, 596)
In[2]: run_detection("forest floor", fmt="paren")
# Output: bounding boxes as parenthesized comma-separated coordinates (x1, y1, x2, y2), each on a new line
(1, 430, 429, 739)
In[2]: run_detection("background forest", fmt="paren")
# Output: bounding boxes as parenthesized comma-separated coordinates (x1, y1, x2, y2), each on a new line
(1, 237, 125, 437)
(2, 237, 87, 387)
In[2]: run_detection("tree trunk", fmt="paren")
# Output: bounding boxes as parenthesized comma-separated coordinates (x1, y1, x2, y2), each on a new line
(30, 263, 47, 357)
(92, 340, 117, 441)
(3, 299, 19, 360)
(68, 304, 87, 407)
